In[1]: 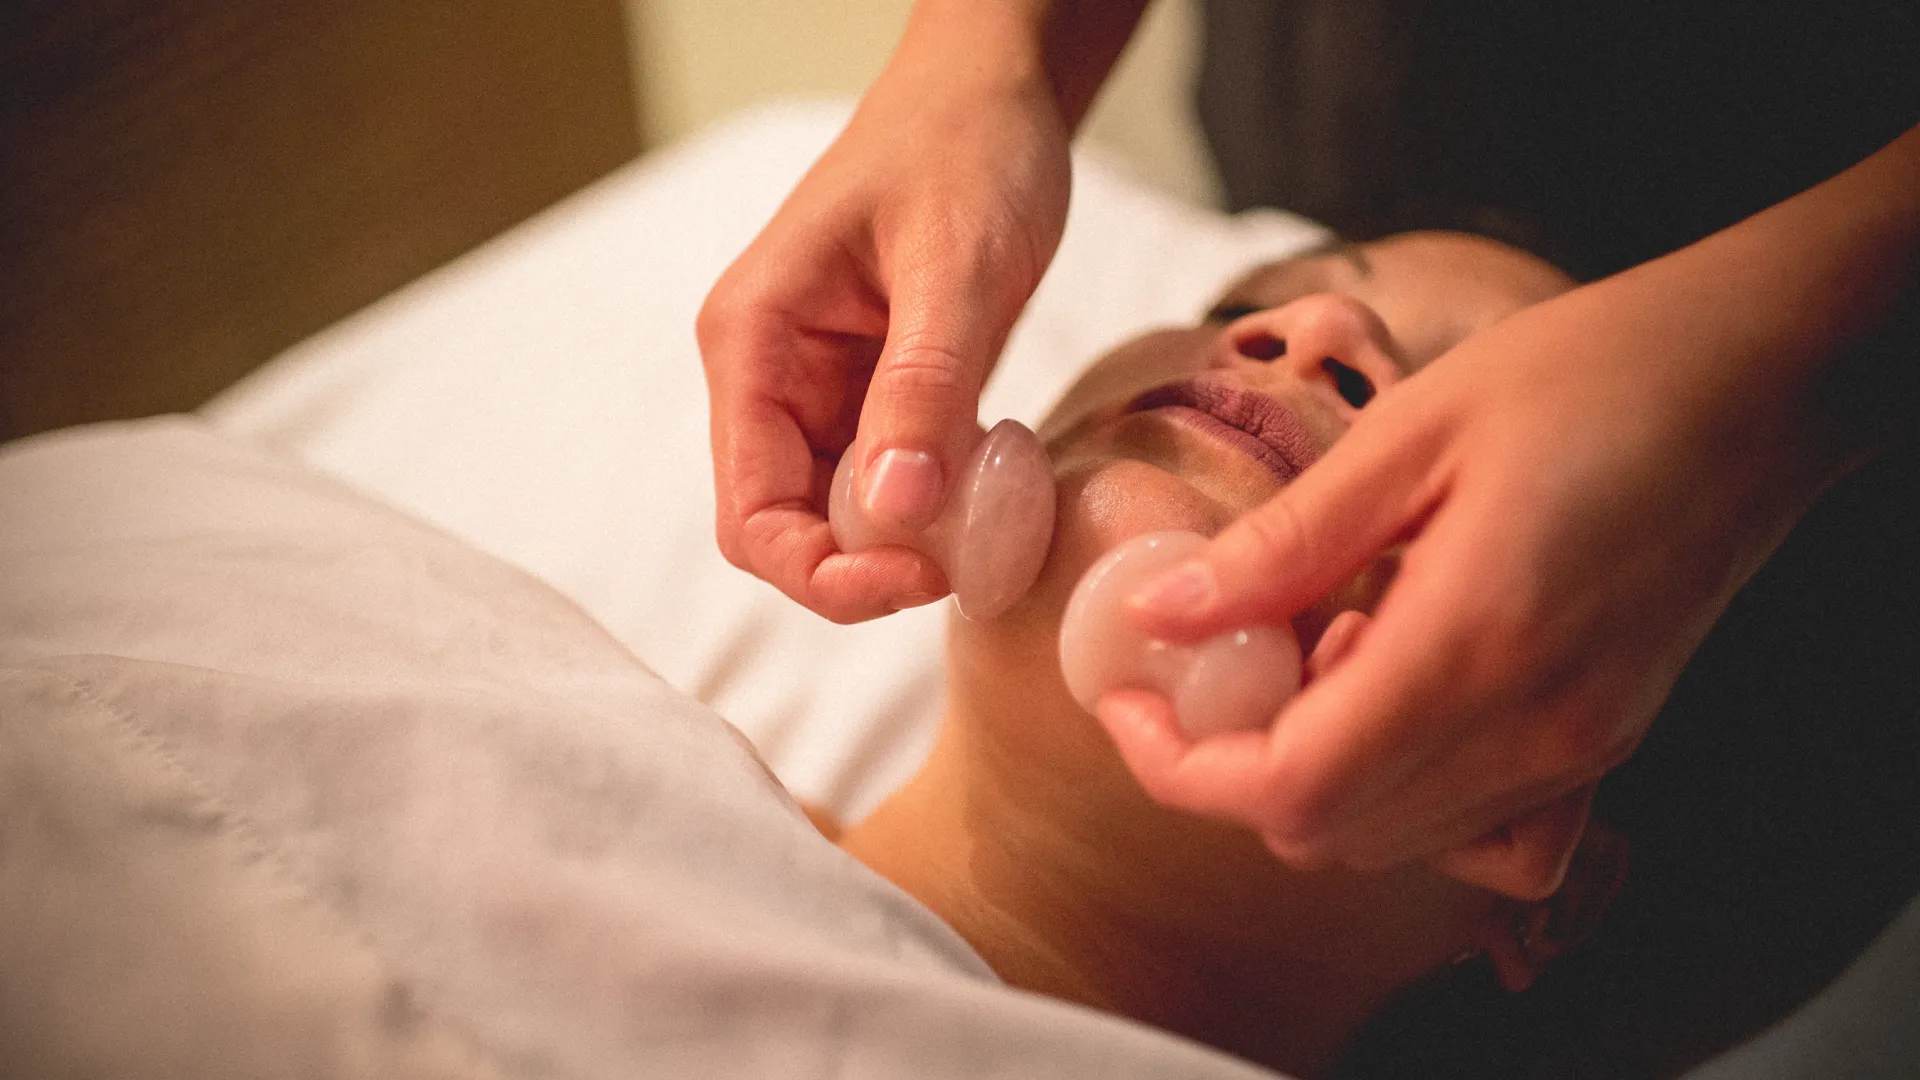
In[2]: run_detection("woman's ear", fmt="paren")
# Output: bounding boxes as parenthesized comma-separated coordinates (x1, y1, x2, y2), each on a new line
(1435, 783, 1601, 900)
(1473, 819, 1630, 992)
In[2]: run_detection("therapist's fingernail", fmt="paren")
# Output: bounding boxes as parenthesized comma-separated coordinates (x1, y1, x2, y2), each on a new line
(1130, 560, 1217, 617)
(863, 449, 944, 527)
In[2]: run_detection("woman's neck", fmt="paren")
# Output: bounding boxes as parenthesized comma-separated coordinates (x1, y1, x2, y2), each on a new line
(836, 710, 1402, 1079)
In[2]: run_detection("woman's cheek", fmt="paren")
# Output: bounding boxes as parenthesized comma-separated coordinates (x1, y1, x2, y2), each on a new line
(1026, 457, 1238, 618)
(955, 456, 1235, 691)
(1035, 329, 1212, 443)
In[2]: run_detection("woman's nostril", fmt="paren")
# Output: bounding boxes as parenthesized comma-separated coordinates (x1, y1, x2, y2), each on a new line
(1236, 332, 1287, 362)
(1323, 358, 1375, 407)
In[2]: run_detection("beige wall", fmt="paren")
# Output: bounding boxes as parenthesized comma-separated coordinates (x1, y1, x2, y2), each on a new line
(623, 0, 1221, 207)
(1, 0, 637, 441)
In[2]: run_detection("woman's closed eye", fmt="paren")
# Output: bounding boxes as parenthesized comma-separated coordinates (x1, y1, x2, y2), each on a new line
(1205, 300, 1266, 324)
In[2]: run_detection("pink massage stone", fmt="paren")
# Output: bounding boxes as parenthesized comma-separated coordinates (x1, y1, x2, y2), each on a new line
(1059, 531, 1301, 738)
(830, 419, 1056, 620)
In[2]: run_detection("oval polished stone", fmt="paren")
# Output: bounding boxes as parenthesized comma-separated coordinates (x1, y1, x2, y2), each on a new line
(1059, 531, 1300, 738)
(830, 419, 1056, 621)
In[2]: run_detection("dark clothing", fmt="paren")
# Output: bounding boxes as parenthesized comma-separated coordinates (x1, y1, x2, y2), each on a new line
(1199, 0, 1920, 280)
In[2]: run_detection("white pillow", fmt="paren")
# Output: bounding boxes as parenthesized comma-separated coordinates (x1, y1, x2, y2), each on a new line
(201, 101, 1327, 819)
(0, 418, 1281, 1080)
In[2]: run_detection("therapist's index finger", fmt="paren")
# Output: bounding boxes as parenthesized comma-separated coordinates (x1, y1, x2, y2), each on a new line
(733, 497, 949, 623)
(1127, 408, 1451, 643)
(1254, 519, 1498, 847)
(1098, 530, 1474, 846)
(753, 515, 948, 623)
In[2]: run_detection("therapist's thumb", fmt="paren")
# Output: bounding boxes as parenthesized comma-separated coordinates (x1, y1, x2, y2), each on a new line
(1127, 424, 1436, 640)
(855, 254, 1025, 531)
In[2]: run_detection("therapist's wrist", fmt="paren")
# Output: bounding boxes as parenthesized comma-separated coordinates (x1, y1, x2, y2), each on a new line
(1613, 123, 1920, 491)
(897, 0, 1151, 130)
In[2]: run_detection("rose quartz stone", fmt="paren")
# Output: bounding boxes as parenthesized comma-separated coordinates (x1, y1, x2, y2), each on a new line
(830, 419, 1055, 620)
(1059, 531, 1301, 738)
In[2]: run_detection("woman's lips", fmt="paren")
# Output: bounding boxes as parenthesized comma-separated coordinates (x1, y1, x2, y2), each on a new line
(1127, 375, 1323, 484)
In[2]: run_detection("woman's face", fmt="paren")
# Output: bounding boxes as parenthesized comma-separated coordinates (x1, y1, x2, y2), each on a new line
(953, 233, 1574, 876)
(1022, 230, 1575, 645)
(952, 232, 1572, 770)
(935, 233, 1585, 1033)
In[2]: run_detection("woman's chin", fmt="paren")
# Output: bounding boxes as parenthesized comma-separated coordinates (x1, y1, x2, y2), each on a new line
(1014, 458, 1392, 646)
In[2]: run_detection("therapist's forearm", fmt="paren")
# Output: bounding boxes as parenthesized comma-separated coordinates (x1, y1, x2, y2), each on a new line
(1640, 122, 1920, 477)
(899, 0, 1153, 130)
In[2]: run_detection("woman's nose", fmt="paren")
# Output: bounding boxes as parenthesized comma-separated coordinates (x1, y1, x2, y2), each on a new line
(1215, 295, 1403, 411)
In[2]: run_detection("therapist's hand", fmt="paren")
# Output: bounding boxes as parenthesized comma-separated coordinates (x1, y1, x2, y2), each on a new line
(1102, 229, 1871, 898)
(697, 27, 1070, 623)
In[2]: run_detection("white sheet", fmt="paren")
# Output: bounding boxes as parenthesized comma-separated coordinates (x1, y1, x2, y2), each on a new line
(203, 101, 1326, 818)
(0, 417, 1282, 1079)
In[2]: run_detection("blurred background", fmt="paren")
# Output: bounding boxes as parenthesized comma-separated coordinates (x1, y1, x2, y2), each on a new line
(0, 0, 1216, 444)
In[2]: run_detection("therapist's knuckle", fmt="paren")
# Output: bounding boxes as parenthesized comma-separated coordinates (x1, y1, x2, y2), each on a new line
(874, 339, 972, 413)
(695, 277, 744, 351)
(694, 284, 724, 335)
(883, 333, 969, 383)
(696, 283, 781, 376)
(713, 524, 749, 571)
